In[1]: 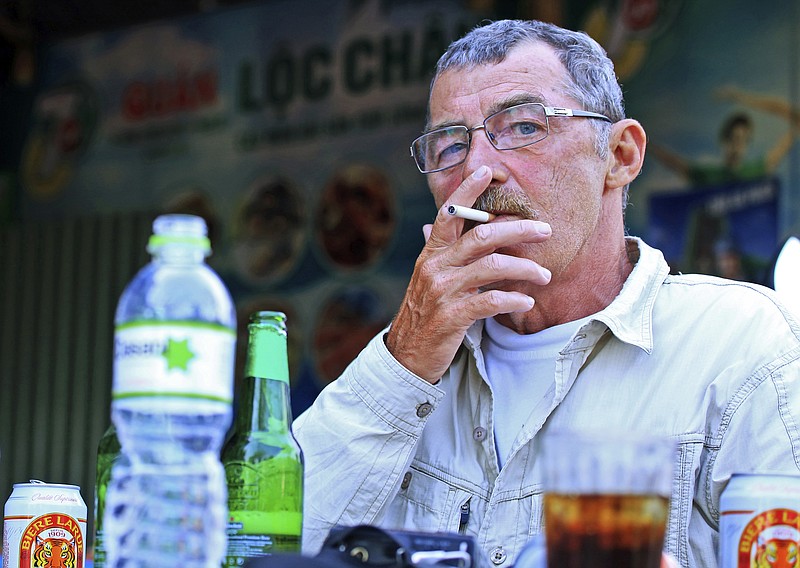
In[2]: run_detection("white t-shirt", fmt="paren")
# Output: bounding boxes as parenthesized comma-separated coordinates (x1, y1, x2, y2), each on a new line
(481, 315, 590, 467)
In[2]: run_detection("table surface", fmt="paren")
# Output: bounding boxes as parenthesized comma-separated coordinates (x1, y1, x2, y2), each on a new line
(0, 559, 93, 567)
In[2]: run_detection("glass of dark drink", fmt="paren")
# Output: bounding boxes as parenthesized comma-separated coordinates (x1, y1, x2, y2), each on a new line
(541, 430, 675, 568)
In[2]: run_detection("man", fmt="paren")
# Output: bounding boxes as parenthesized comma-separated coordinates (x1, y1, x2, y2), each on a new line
(294, 19, 800, 568)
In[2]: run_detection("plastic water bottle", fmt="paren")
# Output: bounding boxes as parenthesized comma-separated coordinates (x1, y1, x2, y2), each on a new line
(104, 214, 236, 568)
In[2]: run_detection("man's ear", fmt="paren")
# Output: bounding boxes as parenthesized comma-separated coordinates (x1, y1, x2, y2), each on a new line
(605, 119, 647, 191)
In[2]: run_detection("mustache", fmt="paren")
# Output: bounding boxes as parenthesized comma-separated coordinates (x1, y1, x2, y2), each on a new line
(472, 186, 539, 220)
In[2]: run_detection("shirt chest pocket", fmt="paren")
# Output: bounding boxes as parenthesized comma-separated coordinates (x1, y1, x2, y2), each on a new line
(381, 464, 473, 534)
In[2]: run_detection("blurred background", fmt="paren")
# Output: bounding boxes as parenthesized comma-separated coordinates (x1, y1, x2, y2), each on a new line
(0, 0, 798, 551)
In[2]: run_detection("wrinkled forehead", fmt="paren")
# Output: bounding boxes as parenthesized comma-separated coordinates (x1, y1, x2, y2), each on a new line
(427, 41, 571, 125)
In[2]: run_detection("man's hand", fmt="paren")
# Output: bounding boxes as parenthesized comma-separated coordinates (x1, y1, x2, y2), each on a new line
(385, 166, 552, 383)
(661, 552, 680, 568)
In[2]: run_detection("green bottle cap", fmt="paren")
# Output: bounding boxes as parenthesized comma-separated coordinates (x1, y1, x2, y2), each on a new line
(246, 311, 289, 384)
(147, 214, 212, 253)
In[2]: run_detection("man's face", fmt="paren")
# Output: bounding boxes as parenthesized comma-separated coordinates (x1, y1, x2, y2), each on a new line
(723, 123, 751, 166)
(425, 41, 611, 281)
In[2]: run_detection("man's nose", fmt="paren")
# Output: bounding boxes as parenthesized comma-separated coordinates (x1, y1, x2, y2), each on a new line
(461, 127, 504, 180)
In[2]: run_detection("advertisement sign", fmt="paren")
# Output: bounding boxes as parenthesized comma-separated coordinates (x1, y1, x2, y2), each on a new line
(649, 179, 779, 282)
(19, 0, 481, 408)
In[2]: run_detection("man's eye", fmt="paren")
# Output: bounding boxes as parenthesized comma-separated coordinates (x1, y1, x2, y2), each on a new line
(510, 121, 542, 136)
(438, 141, 467, 159)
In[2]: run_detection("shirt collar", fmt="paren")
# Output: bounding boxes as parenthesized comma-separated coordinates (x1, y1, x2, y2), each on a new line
(465, 237, 670, 354)
(591, 237, 669, 353)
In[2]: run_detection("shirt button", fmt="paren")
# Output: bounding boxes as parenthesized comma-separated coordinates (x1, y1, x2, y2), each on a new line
(473, 427, 487, 441)
(416, 402, 433, 418)
(490, 547, 507, 565)
(401, 471, 412, 490)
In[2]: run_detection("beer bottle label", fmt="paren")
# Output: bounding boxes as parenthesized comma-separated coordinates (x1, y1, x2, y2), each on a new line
(224, 524, 301, 558)
(112, 322, 236, 411)
(224, 457, 302, 560)
(246, 330, 289, 385)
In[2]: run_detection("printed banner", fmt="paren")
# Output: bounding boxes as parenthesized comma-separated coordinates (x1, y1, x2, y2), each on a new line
(19, 0, 482, 409)
(648, 178, 779, 283)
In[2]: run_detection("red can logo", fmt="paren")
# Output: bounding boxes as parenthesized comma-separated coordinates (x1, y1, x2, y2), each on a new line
(18, 512, 85, 568)
(737, 508, 799, 567)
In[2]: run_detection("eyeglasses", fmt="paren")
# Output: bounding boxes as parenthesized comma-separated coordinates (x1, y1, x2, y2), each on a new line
(410, 102, 613, 174)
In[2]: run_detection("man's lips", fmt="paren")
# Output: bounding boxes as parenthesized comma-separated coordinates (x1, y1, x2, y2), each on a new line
(487, 212, 519, 222)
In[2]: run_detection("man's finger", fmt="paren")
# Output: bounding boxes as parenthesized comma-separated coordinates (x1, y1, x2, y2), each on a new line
(661, 552, 680, 568)
(444, 165, 492, 209)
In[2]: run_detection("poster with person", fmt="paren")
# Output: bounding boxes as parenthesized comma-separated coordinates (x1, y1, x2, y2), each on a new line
(15, 0, 800, 407)
(613, 0, 799, 280)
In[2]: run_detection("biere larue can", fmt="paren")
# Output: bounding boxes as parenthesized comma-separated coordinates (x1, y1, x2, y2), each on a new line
(2, 480, 87, 568)
(719, 473, 800, 567)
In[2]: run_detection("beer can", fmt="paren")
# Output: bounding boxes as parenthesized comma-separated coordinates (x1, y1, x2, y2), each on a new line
(2, 480, 88, 568)
(720, 473, 800, 567)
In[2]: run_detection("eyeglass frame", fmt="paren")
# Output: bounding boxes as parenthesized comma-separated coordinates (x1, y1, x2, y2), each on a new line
(409, 102, 614, 174)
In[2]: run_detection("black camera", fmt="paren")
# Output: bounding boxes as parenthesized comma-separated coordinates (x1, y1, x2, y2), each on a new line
(244, 525, 477, 568)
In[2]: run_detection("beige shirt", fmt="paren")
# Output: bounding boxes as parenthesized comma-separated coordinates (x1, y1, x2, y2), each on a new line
(295, 237, 800, 568)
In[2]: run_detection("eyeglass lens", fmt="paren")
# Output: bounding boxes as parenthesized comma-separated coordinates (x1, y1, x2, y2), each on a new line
(412, 103, 550, 173)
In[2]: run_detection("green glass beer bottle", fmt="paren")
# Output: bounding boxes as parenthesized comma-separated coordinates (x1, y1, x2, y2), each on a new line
(222, 311, 304, 565)
(92, 423, 121, 568)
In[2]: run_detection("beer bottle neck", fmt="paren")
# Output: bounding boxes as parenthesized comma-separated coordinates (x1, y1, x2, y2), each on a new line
(237, 375, 292, 433)
(237, 317, 292, 433)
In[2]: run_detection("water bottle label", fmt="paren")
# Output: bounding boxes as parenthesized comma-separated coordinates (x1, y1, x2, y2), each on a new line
(112, 322, 235, 410)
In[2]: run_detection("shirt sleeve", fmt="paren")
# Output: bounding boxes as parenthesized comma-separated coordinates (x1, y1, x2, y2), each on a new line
(293, 329, 446, 554)
(702, 348, 800, 524)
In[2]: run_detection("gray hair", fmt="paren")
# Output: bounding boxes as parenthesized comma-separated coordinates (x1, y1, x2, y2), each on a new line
(432, 20, 630, 204)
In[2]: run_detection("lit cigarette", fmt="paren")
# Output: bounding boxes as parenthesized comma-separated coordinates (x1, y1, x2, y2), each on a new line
(446, 205, 496, 223)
